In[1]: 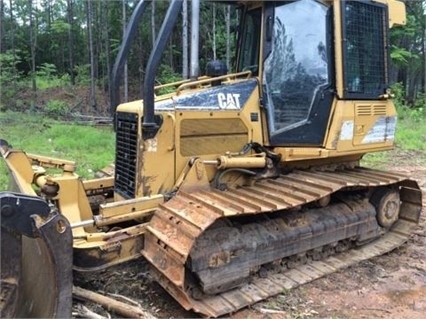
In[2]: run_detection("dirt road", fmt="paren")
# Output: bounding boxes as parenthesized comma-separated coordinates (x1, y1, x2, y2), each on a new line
(73, 165, 426, 319)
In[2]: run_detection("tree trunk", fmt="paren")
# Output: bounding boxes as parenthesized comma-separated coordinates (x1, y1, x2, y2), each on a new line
(8, 0, 16, 93)
(151, 1, 156, 46)
(190, 0, 200, 79)
(0, 0, 4, 53)
(73, 286, 153, 319)
(103, 0, 111, 108)
(94, 1, 101, 89)
(406, 69, 418, 105)
(138, 32, 145, 99)
(45, 0, 51, 30)
(212, 3, 216, 60)
(182, 0, 188, 78)
(169, 41, 174, 73)
(225, 5, 231, 70)
(98, 1, 105, 91)
(122, 0, 128, 102)
(8, 0, 14, 54)
(86, 0, 97, 109)
(28, 0, 37, 99)
(67, 0, 75, 85)
(423, 9, 426, 94)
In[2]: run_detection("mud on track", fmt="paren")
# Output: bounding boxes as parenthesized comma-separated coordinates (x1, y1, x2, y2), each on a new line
(73, 165, 426, 319)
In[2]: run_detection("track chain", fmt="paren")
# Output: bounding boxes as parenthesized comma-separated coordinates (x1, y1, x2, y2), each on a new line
(142, 167, 422, 317)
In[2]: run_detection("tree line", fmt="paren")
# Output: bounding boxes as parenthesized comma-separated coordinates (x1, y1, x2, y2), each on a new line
(0, 0, 424, 115)
(0, 0, 236, 112)
(390, 0, 426, 106)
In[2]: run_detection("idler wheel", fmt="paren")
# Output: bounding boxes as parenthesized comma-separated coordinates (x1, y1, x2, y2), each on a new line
(371, 188, 400, 229)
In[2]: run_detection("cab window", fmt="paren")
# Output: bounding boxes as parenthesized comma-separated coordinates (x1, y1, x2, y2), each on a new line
(237, 8, 261, 76)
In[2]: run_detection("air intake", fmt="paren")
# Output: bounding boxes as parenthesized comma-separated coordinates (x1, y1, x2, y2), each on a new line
(114, 112, 138, 198)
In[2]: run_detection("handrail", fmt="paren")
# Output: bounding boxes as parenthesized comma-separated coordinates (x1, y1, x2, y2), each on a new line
(176, 71, 252, 95)
(154, 79, 192, 93)
(154, 76, 209, 95)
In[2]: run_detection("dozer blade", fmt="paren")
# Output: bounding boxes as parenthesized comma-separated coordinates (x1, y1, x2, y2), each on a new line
(143, 167, 422, 317)
(0, 192, 73, 318)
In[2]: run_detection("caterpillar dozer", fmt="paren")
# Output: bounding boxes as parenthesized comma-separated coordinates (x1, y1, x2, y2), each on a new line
(1, 0, 423, 317)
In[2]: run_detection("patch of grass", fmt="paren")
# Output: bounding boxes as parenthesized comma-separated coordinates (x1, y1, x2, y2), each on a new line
(361, 151, 389, 169)
(0, 111, 115, 190)
(394, 117, 426, 150)
(45, 100, 70, 119)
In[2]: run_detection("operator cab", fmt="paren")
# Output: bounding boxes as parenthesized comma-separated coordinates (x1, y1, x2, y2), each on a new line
(237, 0, 390, 147)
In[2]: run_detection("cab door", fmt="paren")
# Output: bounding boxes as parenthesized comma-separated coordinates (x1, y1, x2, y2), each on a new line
(262, 0, 334, 146)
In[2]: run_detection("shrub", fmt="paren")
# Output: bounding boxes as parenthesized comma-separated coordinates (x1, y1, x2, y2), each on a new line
(36, 63, 57, 79)
(413, 93, 425, 112)
(390, 82, 405, 108)
(0, 51, 22, 110)
(45, 100, 69, 119)
(74, 65, 91, 85)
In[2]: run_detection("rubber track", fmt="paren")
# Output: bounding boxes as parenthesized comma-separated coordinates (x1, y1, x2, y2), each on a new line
(142, 167, 422, 317)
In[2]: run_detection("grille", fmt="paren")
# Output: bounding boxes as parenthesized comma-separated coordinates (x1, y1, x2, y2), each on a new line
(343, 1, 387, 98)
(356, 104, 387, 116)
(114, 112, 138, 198)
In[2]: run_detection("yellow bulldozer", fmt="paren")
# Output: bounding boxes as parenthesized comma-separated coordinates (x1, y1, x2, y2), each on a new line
(1, 0, 423, 317)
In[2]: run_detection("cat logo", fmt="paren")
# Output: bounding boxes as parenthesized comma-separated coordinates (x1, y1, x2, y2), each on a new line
(217, 93, 241, 109)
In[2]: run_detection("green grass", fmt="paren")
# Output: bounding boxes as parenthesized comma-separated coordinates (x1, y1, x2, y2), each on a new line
(394, 117, 426, 150)
(0, 111, 115, 190)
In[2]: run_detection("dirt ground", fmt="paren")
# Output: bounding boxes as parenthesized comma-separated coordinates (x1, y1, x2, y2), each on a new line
(73, 164, 426, 319)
